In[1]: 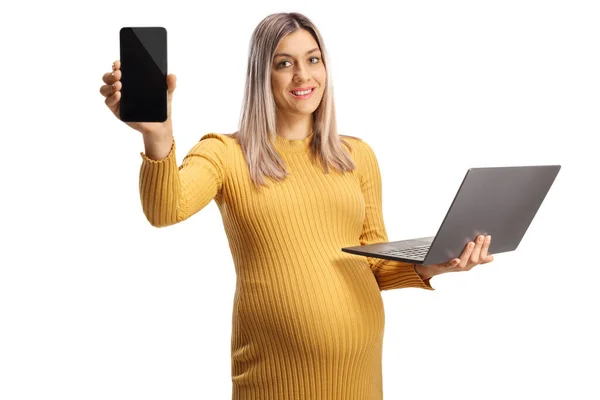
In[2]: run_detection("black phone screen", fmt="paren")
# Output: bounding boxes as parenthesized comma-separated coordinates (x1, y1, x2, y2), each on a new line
(119, 27, 167, 122)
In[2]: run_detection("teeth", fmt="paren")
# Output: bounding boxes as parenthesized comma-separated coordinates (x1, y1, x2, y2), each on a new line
(292, 88, 313, 96)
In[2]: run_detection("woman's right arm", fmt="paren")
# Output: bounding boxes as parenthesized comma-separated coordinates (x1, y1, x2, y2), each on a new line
(142, 134, 175, 161)
(100, 60, 226, 228)
(139, 133, 228, 228)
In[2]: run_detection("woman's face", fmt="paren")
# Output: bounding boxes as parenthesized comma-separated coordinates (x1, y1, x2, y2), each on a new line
(271, 29, 327, 117)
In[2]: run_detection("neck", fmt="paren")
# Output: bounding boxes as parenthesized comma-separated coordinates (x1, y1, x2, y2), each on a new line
(276, 113, 314, 140)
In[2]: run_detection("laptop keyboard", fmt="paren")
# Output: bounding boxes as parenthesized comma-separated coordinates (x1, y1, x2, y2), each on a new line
(378, 245, 430, 261)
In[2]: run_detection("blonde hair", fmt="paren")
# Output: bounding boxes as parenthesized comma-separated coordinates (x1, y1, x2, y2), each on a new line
(231, 12, 358, 188)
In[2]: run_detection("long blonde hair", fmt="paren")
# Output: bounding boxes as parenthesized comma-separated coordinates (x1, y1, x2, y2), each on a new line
(231, 12, 358, 188)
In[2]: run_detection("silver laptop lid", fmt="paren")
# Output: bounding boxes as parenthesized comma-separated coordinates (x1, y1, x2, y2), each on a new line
(422, 165, 561, 265)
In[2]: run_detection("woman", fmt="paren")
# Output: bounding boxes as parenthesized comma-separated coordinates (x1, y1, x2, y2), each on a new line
(99, 12, 493, 400)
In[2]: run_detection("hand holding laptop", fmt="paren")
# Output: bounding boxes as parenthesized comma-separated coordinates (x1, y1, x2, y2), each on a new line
(414, 234, 494, 281)
(342, 165, 560, 269)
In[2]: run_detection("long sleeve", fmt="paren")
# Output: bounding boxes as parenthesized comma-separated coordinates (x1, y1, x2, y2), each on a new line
(139, 133, 227, 228)
(356, 139, 434, 291)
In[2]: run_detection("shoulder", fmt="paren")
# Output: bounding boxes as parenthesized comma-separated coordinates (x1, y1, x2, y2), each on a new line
(182, 133, 235, 169)
(196, 131, 243, 151)
(197, 132, 235, 147)
(186, 132, 236, 154)
(339, 134, 363, 145)
(338, 134, 377, 163)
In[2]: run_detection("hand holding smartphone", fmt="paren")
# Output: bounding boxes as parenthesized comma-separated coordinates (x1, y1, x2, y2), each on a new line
(99, 26, 175, 158)
(119, 27, 168, 123)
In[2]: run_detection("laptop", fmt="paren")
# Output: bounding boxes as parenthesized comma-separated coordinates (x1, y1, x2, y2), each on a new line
(341, 165, 561, 266)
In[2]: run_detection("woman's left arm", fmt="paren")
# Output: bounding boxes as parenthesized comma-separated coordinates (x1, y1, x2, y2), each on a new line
(355, 139, 494, 291)
(355, 138, 434, 291)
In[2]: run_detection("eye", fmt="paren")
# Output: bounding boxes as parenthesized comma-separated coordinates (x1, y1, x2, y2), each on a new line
(276, 56, 321, 68)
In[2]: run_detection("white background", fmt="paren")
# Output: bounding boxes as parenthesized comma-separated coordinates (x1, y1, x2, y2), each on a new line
(1, 0, 599, 399)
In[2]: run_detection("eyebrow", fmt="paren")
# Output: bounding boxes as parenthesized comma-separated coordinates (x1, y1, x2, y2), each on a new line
(273, 47, 321, 59)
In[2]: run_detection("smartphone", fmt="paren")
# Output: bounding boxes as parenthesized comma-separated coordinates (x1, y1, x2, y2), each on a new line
(119, 27, 168, 122)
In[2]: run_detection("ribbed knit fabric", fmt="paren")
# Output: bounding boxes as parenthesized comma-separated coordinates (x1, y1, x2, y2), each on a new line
(139, 131, 434, 400)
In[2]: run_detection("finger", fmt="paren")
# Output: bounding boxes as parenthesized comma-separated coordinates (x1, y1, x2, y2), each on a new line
(479, 235, 491, 260)
(458, 241, 475, 268)
(102, 69, 121, 85)
(99, 84, 113, 97)
(469, 235, 485, 265)
(99, 81, 121, 97)
(480, 254, 494, 264)
(448, 258, 461, 268)
(113, 60, 120, 70)
(105, 90, 121, 107)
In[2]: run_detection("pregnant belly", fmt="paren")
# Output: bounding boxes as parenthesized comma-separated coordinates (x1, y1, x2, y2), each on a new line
(232, 263, 384, 359)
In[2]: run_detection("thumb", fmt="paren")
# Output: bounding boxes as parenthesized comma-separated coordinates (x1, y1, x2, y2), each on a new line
(167, 73, 176, 93)
(166, 74, 176, 118)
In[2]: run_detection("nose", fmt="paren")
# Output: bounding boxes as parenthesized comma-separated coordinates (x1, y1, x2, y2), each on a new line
(293, 63, 311, 83)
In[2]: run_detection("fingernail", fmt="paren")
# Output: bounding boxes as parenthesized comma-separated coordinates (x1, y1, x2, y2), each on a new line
(112, 63, 115, 70)
(486, 235, 491, 241)
(470, 242, 475, 249)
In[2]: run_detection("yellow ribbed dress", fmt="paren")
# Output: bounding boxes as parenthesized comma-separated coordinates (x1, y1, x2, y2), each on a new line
(139, 131, 433, 399)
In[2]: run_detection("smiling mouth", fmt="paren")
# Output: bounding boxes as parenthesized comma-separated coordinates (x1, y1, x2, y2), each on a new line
(290, 88, 316, 99)
(290, 88, 315, 95)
